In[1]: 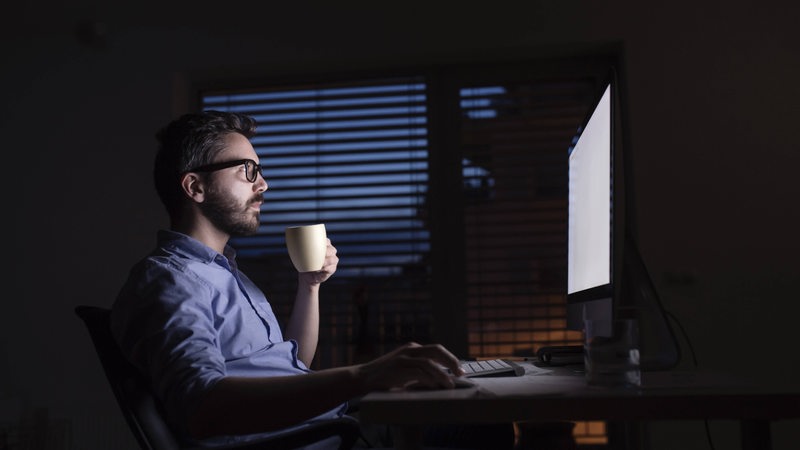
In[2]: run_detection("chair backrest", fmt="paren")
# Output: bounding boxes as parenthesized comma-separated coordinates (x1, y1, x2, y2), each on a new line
(75, 305, 181, 450)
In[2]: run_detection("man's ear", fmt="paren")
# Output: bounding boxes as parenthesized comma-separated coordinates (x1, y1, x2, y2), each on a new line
(180, 172, 206, 203)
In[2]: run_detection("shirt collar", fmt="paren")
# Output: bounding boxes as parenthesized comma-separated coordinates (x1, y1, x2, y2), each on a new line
(156, 229, 238, 265)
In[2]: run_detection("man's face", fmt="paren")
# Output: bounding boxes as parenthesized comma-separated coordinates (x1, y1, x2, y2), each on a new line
(199, 133, 267, 236)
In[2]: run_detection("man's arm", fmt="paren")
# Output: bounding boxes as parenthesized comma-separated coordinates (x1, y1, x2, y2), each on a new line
(188, 343, 465, 439)
(284, 280, 320, 366)
(284, 239, 338, 366)
(189, 367, 357, 438)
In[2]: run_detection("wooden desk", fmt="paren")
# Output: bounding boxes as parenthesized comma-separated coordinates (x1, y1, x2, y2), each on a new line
(358, 363, 800, 450)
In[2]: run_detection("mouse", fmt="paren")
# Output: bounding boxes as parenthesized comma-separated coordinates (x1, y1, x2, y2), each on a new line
(405, 377, 476, 390)
(452, 377, 477, 389)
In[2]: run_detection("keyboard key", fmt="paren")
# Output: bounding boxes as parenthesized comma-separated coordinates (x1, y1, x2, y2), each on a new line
(459, 359, 524, 378)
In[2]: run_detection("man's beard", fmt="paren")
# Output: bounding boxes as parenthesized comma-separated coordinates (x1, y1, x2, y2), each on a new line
(200, 186, 262, 237)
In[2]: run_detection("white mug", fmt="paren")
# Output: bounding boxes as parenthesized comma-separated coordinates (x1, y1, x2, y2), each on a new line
(285, 224, 327, 272)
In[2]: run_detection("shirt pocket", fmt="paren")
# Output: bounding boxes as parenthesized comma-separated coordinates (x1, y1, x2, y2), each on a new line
(217, 300, 271, 360)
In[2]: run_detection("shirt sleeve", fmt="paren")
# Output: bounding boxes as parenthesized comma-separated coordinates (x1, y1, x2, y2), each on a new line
(112, 257, 226, 435)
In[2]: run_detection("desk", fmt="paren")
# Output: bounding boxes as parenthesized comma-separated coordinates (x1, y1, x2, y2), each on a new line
(358, 363, 800, 450)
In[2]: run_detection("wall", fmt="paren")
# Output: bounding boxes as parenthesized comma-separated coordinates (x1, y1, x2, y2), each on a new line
(2, 2, 798, 448)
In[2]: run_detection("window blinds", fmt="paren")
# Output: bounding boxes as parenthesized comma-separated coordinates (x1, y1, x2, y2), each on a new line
(202, 77, 434, 367)
(201, 66, 607, 444)
(458, 78, 597, 357)
(201, 69, 602, 365)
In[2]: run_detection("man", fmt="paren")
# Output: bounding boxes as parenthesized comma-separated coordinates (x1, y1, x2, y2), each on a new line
(111, 111, 467, 448)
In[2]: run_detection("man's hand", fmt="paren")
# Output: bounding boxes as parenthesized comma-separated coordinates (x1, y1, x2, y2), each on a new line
(298, 238, 338, 286)
(356, 342, 465, 391)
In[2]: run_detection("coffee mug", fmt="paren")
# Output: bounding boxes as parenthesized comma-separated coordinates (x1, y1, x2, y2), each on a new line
(285, 224, 327, 272)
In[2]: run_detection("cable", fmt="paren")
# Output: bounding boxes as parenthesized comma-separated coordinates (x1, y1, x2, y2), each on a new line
(703, 420, 716, 450)
(663, 309, 715, 450)
(664, 310, 698, 368)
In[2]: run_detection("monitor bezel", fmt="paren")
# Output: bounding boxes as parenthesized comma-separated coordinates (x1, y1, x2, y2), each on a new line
(566, 68, 622, 330)
(565, 64, 681, 370)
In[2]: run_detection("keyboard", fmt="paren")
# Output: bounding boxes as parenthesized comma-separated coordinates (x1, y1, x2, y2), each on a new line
(460, 359, 525, 378)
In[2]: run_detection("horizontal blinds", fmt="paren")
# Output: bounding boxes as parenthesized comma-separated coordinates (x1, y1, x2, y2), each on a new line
(202, 77, 433, 367)
(458, 79, 597, 358)
(201, 70, 602, 366)
(202, 67, 606, 444)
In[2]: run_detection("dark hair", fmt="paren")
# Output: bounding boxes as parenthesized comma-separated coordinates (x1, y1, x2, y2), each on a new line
(153, 110, 257, 216)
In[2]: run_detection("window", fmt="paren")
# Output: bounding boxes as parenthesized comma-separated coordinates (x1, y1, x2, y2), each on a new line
(203, 77, 434, 367)
(202, 59, 611, 444)
(201, 59, 608, 364)
(458, 78, 598, 357)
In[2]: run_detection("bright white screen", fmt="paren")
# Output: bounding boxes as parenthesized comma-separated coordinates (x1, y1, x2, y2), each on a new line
(567, 85, 611, 294)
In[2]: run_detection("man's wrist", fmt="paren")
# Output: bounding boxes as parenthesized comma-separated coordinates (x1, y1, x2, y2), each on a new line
(297, 274, 321, 290)
(348, 364, 370, 395)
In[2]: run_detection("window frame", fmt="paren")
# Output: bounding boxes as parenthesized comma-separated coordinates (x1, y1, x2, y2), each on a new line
(187, 53, 619, 359)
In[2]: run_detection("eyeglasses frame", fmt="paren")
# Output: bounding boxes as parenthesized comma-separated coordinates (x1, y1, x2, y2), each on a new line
(186, 158, 262, 183)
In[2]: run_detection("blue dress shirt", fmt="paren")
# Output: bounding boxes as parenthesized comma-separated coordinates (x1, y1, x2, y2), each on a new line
(111, 230, 347, 448)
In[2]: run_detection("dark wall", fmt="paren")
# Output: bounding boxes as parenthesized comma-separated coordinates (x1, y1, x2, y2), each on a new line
(2, 2, 798, 448)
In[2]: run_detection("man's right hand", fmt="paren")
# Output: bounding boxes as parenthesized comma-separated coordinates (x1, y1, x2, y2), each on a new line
(355, 342, 465, 391)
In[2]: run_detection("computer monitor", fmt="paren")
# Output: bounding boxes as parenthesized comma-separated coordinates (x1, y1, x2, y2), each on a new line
(566, 68, 680, 371)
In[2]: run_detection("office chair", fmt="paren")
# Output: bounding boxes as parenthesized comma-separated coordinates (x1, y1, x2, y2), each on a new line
(75, 305, 360, 450)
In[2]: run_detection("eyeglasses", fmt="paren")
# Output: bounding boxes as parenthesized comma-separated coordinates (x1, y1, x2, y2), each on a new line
(187, 159, 262, 183)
